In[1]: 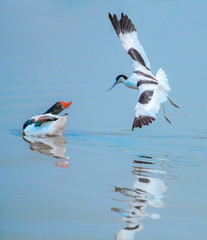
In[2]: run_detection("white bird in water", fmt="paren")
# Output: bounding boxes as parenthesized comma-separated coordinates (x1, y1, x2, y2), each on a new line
(23, 101, 72, 136)
(108, 13, 179, 130)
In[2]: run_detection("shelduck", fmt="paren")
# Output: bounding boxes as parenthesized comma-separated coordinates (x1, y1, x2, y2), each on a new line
(23, 101, 72, 136)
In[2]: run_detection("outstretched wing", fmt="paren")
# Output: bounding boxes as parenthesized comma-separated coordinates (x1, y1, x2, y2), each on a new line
(108, 13, 151, 72)
(132, 85, 163, 130)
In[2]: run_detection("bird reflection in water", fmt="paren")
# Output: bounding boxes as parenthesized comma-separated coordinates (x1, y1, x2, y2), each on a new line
(23, 135, 70, 169)
(112, 154, 170, 240)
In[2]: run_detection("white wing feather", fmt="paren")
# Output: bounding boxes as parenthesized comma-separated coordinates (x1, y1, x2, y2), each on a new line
(109, 13, 172, 130)
(109, 13, 151, 72)
(119, 31, 151, 71)
(133, 70, 170, 130)
(135, 85, 163, 118)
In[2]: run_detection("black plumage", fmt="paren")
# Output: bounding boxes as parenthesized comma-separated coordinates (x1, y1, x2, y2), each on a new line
(108, 12, 136, 36)
(138, 90, 154, 104)
(44, 101, 64, 115)
(128, 48, 150, 70)
(137, 80, 158, 87)
(132, 116, 155, 130)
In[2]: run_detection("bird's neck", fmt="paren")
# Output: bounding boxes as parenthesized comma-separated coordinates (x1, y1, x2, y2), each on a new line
(123, 78, 138, 89)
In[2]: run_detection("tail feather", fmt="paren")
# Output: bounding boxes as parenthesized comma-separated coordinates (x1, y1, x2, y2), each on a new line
(155, 68, 171, 104)
(156, 68, 171, 92)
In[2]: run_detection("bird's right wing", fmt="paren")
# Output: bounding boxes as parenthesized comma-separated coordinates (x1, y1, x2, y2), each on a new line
(108, 13, 151, 73)
(132, 85, 162, 130)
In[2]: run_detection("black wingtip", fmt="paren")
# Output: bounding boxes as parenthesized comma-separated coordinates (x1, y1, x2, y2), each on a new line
(108, 12, 136, 36)
(132, 116, 155, 130)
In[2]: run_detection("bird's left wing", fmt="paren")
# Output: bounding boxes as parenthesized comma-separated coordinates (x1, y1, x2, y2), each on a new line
(34, 114, 58, 127)
(36, 115, 57, 123)
(108, 13, 151, 72)
(132, 85, 163, 130)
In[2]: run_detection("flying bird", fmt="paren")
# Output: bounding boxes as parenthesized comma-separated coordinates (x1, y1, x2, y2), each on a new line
(108, 13, 179, 130)
(23, 101, 72, 136)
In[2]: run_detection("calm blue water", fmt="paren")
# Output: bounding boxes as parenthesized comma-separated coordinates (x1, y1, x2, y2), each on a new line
(1, 0, 207, 239)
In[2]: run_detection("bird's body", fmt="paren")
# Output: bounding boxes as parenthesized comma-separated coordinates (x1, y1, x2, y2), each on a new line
(120, 72, 158, 90)
(23, 101, 72, 136)
(108, 13, 177, 130)
(23, 113, 68, 136)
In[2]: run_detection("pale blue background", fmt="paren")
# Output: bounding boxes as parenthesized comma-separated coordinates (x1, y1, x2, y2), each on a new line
(0, 0, 207, 240)
(1, 0, 207, 132)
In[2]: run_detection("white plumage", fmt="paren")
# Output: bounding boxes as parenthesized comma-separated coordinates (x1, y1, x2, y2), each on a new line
(119, 31, 151, 71)
(23, 114, 68, 136)
(108, 13, 177, 130)
(135, 68, 171, 119)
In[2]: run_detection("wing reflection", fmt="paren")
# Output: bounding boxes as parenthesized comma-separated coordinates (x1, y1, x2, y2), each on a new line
(113, 155, 170, 240)
(23, 135, 70, 169)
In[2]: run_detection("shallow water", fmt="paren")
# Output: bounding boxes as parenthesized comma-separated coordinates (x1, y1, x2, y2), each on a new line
(1, 0, 207, 239)
(1, 129, 207, 239)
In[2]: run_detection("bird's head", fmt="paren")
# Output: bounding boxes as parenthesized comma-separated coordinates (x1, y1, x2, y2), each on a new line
(44, 101, 72, 115)
(107, 74, 128, 91)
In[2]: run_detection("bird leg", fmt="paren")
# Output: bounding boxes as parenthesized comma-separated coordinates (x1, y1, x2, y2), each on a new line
(167, 97, 180, 108)
(162, 104, 171, 124)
